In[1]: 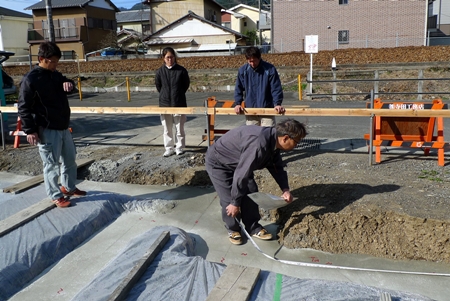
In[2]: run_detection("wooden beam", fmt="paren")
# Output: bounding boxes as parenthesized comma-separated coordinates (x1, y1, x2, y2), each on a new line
(107, 231, 170, 301)
(2, 158, 94, 194)
(214, 107, 450, 117)
(206, 264, 260, 301)
(0, 198, 55, 237)
(3, 106, 450, 117)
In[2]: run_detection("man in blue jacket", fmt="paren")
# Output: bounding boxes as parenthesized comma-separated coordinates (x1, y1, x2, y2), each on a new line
(18, 42, 86, 208)
(234, 46, 285, 126)
(205, 119, 307, 245)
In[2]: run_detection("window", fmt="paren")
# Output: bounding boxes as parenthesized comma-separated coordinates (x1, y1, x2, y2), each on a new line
(339, 0, 348, 4)
(338, 30, 349, 44)
(142, 24, 151, 34)
(61, 51, 75, 60)
(223, 22, 231, 29)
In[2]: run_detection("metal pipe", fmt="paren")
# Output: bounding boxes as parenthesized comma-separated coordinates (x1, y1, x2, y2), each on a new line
(369, 90, 374, 166)
(0, 111, 4, 151)
(205, 99, 212, 147)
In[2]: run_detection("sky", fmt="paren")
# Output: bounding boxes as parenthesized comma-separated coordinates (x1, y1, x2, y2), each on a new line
(0, 0, 142, 15)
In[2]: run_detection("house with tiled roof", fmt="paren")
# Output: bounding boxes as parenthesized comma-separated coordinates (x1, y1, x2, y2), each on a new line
(116, 9, 151, 35)
(143, 11, 247, 55)
(0, 7, 33, 58)
(25, 0, 119, 60)
(116, 29, 147, 54)
(224, 4, 271, 44)
(142, 0, 224, 34)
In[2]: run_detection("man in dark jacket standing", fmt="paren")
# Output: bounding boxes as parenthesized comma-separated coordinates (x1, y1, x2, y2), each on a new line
(205, 119, 307, 245)
(234, 46, 285, 127)
(18, 42, 86, 208)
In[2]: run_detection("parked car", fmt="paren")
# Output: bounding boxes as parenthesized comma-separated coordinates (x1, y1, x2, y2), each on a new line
(0, 51, 16, 95)
(101, 48, 123, 56)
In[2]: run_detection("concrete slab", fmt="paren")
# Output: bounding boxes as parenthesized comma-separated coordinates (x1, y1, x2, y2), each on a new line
(2, 175, 449, 301)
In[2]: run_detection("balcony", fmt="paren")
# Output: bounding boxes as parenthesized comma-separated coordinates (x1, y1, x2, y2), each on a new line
(27, 26, 86, 43)
(428, 15, 437, 30)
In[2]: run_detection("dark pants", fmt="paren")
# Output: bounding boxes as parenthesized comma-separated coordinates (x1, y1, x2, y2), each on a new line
(205, 153, 262, 235)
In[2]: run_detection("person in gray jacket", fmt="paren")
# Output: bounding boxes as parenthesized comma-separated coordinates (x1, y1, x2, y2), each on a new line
(205, 119, 307, 245)
(234, 46, 285, 127)
(155, 47, 190, 156)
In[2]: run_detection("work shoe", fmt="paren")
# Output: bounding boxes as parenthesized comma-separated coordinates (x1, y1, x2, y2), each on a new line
(52, 196, 71, 208)
(252, 229, 272, 240)
(175, 149, 184, 155)
(61, 186, 87, 197)
(163, 149, 175, 157)
(228, 231, 243, 245)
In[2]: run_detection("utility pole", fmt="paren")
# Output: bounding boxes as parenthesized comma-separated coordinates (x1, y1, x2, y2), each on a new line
(45, 0, 55, 42)
(258, 0, 262, 47)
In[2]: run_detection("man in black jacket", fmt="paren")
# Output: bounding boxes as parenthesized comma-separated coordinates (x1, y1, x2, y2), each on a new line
(205, 119, 307, 245)
(18, 42, 86, 208)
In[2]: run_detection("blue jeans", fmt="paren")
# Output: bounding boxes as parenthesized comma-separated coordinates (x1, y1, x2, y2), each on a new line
(38, 128, 77, 199)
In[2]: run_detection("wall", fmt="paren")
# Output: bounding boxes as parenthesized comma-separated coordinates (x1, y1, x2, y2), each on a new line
(152, 0, 204, 32)
(273, 0, 426, 52)
(231, 6, 271, 43)
(0, 16, 32, 57)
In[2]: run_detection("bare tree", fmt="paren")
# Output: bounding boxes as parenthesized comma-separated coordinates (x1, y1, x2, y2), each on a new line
(98, 31, 121, 50)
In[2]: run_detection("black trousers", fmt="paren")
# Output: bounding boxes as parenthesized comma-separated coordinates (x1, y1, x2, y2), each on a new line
(205, 154, 262, 235)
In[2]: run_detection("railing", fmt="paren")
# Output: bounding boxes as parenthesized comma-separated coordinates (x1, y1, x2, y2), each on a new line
(305, 70, 450, 101)
(27, 27, 82, 43)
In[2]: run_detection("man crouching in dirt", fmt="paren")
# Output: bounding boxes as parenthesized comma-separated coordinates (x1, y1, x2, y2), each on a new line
(205, 119, 307, 245)
(18, 41, 86, 208)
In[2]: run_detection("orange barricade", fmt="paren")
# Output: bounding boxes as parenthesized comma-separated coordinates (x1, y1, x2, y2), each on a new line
(9, 117, 73, 148)
(364, 98, 449, 166)
(9, 116, 24, 148)
(203, 96, 244, 145)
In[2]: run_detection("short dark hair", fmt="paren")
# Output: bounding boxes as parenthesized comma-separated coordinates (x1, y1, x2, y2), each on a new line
(276, 119, 308, 140)
(37, 42, 61, 59)
(245, 46, 261, 60)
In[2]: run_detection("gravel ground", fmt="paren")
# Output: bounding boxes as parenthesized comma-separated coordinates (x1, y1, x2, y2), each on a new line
(1, 142, 449, 263)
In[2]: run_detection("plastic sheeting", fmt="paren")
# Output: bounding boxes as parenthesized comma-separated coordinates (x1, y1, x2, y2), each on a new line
(73, 226, 433, 301)
(0, 191, 133, 301)
(0, 191, 435, 301)
(72, 226, 224, 301)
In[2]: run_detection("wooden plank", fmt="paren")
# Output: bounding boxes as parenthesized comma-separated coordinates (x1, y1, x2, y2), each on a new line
(0, 199, 55, 237)
(3, 105, 450, 117)
(2, 174, 44, 194)
(2, 158, 94, 194)
(108, 231, 170, 301)
(206, 264, 260, 301)
(215, 107, 450, 117)
(71, 106, 208, 115)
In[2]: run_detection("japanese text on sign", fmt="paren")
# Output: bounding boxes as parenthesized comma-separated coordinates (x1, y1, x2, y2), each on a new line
(388, 103, 425, 110)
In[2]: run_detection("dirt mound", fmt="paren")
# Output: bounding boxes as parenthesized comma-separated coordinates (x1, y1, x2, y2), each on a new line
(5, 45, 450, 76)
(280, 206, 449, 262)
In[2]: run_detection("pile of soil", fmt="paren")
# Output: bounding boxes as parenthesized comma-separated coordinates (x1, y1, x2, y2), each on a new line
(1, 143, 449, 263)
(5, 45, 450, 76)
